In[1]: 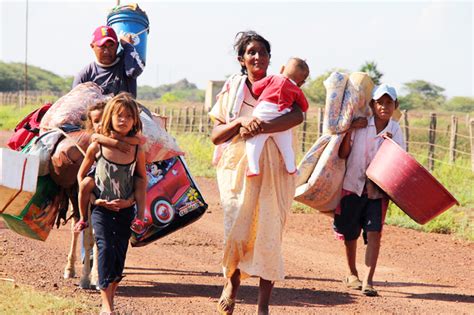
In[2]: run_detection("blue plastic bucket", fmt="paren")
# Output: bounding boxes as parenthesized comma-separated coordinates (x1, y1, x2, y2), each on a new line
(107, 4, 150, 64)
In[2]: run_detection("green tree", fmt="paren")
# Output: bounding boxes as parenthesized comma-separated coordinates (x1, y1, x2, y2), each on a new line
(359, 61, 383, 85)
(401, 80, 446, 110)
(303, 72, 330, 106)
(443, 96, 474, 113)
(0, 61, 71, 93)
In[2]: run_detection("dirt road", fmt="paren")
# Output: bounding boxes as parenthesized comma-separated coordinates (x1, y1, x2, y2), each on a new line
(0, 131, 473, 314)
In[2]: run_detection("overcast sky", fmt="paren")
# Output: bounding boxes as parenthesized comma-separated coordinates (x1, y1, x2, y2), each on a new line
(1, 0, 472, 98)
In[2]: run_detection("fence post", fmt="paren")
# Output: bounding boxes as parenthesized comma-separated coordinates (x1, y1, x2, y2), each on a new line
(184, 107, 190, 132)
(428, 112, 437, 171)
(190, 107, 196, 132)
(470, 119, 474, 172)
(301, 112, 307, 153)
(155, 106, 160, 115)
(177, 108, 183, 133)
(199, 105, 206, 133)
(402, 110, 410, 153)
(449, 115, 458, 164)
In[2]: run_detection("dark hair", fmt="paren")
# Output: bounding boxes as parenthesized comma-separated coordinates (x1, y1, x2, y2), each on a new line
(290, 57, 310, 76)
(234, 31, 271, 75)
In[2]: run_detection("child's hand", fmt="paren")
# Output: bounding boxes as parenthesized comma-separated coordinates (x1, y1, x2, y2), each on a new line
(350, 117, 368, 130)
(116, 141, 131, 153)
(381, 132, 393, 139)
(240, 127, 252, 140)
(73, 219, 88, 232)
(110, 131, 122, 140)
(239, 117, 262, 137)
(95, 199, 120, 212)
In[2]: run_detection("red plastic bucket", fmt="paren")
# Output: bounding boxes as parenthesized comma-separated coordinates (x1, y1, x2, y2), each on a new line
(366, 138, 459, 225)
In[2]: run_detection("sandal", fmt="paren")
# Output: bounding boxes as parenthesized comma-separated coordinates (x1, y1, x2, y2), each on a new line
(362, 284, 378, 297)
(217, 292, 235, 315)
(343, 275, 362, 290)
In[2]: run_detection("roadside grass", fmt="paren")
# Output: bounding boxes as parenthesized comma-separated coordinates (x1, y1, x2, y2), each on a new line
(173, 132, 215, 178)
(172, 132, 473, 241)
(1, 105, 472, 241)
(0, 104, 39, 131)
(0, 281, 95, 314)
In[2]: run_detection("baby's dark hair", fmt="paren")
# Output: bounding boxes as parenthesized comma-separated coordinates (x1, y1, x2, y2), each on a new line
(289, 57, 310, 76)
(85, 101, 106, 131)
(234, 31, 271, 75)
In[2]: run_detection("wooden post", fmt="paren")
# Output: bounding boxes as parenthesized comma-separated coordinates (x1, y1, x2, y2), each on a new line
(403, 110, 410, 153)
(317, 107, 324, 137)
(428, 112, 437, 171)
(184, 107, 190, 132)
(470, 119, 474, 172)
(177, 108, 182, 133)
(190, 107, 196, 132)
(155, 106, 160, 115)
(199, 105, 206, 133)
(301, 112, 307, 153)
(449, 115, 458, 164)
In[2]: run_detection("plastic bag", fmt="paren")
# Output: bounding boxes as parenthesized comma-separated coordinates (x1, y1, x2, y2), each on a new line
(140, 111, 184, 163)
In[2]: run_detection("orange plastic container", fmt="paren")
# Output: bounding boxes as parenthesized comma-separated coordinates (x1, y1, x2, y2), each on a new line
(366, 138, 459, 224)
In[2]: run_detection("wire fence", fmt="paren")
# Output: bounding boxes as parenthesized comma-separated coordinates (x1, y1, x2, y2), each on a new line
(151, 104, 474, 173)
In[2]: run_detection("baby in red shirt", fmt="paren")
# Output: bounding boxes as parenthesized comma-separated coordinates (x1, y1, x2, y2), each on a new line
(247, 57, 310, 176)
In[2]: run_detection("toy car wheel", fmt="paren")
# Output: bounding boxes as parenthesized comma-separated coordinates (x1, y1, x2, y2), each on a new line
(151, 198, 175, 225)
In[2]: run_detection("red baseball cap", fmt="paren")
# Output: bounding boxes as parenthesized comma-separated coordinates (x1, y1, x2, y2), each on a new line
(91, 26, 118, 46)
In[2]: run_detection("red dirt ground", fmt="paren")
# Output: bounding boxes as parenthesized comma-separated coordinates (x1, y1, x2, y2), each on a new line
(0, 131, 473, 314)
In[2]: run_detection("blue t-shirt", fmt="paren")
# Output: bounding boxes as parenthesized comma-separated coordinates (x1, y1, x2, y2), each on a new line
(73, 43, 144, 98)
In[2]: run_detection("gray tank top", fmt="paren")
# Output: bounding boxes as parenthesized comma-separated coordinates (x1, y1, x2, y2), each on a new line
(94, 145, 138, 201)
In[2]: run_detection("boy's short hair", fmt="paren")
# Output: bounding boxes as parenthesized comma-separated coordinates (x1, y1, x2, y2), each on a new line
(372, 84, 397, 101)
(289, 57, 309, 76)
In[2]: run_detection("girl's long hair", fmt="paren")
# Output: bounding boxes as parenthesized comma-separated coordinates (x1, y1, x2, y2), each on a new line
(100, 92, 142, 137)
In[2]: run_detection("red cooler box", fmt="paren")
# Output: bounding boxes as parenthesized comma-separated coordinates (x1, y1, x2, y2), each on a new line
(366, 138, 458, 224)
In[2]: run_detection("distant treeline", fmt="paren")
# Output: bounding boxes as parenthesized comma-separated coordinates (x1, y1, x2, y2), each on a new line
(137, 78, 204, 102)
(1, 61, 472, 111)
(0, 61, 204, 103)
(0, 61, 72, 93)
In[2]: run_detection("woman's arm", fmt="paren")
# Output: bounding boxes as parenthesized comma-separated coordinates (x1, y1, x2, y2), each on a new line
(210, 116, 262, 145)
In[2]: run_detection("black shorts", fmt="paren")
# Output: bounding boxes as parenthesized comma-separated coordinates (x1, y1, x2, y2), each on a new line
(333, 193, 386, 242)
